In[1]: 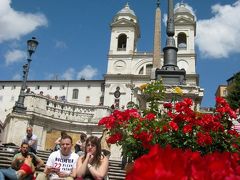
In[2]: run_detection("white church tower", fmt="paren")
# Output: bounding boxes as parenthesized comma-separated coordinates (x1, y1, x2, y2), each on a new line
(175, 2, 198, 86)
(104, 3, 148, 109)
(107, 3, 140, 74)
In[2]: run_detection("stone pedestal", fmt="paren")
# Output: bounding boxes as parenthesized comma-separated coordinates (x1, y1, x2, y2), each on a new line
(110, 144, 122, 161)
(3, 113, 31, 146)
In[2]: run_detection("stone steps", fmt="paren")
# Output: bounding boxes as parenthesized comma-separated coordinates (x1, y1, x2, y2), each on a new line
(0, 146, 126, 180)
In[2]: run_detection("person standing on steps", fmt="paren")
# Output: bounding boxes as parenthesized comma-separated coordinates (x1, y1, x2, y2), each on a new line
(22, 126, 38, 154)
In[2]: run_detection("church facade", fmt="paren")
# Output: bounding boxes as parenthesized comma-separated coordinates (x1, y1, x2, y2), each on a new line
(0, 2, 203, 156)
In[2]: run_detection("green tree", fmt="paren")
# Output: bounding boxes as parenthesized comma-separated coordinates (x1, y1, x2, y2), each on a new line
(226, 72, 240, 110)
(141, 80, 165, 116)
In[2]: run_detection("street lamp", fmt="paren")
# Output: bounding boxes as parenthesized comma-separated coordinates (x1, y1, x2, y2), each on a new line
(13, 37, 39, 113)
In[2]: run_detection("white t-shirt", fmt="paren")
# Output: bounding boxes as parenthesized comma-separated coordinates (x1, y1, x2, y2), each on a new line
(46, 150, 79, 175)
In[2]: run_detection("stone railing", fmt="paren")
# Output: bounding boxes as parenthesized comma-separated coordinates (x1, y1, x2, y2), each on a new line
(133, 84, 204, 111)
(24, 94, 111, 124)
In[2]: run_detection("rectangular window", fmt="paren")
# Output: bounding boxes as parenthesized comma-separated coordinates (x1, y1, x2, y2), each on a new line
(0, 85, 4, 90)
(101, 83, 105, 92)
(35, 85, 40, 90)
(86, 96, 90, 102)
(11, 85, 16, 90)
(0, 96, 3, 101)
(60, 85, 65, 90)
(223, 90, 228, 96)
(48, 85, 52, 90)
(72, 89, 79, 99)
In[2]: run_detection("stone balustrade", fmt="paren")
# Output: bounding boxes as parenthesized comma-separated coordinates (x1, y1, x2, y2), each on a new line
(3, 94, 113, 152)
(24, 94, 111, 124)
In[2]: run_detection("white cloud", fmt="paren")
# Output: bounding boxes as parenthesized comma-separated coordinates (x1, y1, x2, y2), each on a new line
(163, 14, 167, 26)
(55, 40, 67, 49)
(4, 49, 26, 65)
(45, 73, 59, 80)
(77, 65, 98, 80)
(44, 66, 98, 80)
(61, 68, 75, 80)
(196, 1, 240, 58)
(0, 0, 48, 43)
(12, 73, 21, 80)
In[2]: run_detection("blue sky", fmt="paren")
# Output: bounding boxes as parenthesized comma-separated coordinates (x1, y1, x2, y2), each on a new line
(0, 0, 239, 108)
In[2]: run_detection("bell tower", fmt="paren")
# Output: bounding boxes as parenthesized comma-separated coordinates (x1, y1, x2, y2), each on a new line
(174, 2, 198, 85)
(107, 3, 140, 75)
(108, 3, 140, 56)
(104, 3, 141, 108)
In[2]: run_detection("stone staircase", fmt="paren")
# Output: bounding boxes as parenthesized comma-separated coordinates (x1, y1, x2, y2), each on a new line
(0, 145, 126, 180)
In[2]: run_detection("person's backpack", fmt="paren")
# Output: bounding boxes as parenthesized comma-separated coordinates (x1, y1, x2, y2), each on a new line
(54, 144, 61, 151)
(74, 144, 81, 153)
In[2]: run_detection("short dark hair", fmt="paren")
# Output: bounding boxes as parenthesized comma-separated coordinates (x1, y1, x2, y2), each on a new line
(61, 134, 72, 143)
(80, 132, 87, 140)
(27, 152, 37, 166)
(60, 131, 67, 137)
(21, 142, 29, 147)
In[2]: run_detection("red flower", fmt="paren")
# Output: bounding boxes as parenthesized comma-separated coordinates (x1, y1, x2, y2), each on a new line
(163, 102, 172, 109)
(183, 98, 193, 106)
(98, 115, 116, 129)
(169, 121, 179, 131)
(107, 132, 122, 144)
(182, 124, 192, 134)
(145, 113, 156, 120)
(196, 132, 212, 146)
(161, 125, 169, 133)
(126, 145, 240, 179)
(216, 97, 228, 106)
(126, 145, 190, 179)
(134, 131, 153, 150)
(228, 130, 239, 137)
(126, 109, 141, 119)
(215, 97, 237, 119)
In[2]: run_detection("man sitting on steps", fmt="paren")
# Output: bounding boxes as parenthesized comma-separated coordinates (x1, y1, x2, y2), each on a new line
(0, 142, 44, 179)
(36, 134, 79, 180)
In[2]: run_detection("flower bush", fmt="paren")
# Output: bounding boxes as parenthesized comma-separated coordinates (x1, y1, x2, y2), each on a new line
(98, 81, 240, 162)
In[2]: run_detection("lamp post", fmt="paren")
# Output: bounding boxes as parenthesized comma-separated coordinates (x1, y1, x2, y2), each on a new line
(13, 37, 39, 113)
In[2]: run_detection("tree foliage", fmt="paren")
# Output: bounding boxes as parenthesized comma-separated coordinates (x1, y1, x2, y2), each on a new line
(226, 72, 240, 110)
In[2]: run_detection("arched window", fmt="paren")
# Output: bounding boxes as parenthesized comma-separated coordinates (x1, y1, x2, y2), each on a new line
(177, 32, 187, 50)
(72, 89, 79, 99)
(146, 64, 153, 75)
(117, 34, 127, 51)
(138, 67, 144, 74)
